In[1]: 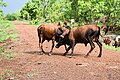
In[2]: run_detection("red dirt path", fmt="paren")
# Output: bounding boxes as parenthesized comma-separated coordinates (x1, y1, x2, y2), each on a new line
(0, 21, 120, 80)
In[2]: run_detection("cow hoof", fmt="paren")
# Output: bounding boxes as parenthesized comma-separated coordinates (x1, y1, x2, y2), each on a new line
(63, 54, 65, 56)
(84, 55, 88, 58)
(63, 54, 66, 56)
(97, 55, 101, 57)
(42, 50, 45, 53)
(63, 53, 67, 56)
(68, 56, 72, 58)
(48, 53, 52, 56)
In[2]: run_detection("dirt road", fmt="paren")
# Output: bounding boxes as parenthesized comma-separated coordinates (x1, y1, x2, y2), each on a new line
(0, 21, 120, 80)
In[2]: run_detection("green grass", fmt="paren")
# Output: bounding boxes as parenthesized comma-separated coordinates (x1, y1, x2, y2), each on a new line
(0, 21, 18, 42)
(0, 69, 14, 80)
(103, 45, 120, 52)
(0, 21, 18, 58)
(5, 53, 16, 59)
(0, 47, 4, 55)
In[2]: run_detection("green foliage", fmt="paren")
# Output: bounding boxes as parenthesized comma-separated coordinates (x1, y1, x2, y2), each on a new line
(0, 0, 7, 7)
(20, 1, 39, 20)
(0, 47, 4, 54)
(5, 14, 16, 21)
(29, 18, 41, 25)
(19, 0, 120, 31)
(5, 53, 16, 59)
(0, 70, 14, 80)
(0, 0, 7, 22)
(5, 11, 21, 21)
(104, 45, 120, 52)
(0, 21, 17, 59)
(0, 21, 17, 43)
(0, 10, 4, 20)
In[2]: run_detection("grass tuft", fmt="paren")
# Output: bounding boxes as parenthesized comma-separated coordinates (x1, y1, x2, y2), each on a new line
(103, 45, 120, 52)
(0, 21, 18, 43)
(5, 53, 16, 59)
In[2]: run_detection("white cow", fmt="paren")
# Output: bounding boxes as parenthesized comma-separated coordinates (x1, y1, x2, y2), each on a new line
(115, 35, 120, 48)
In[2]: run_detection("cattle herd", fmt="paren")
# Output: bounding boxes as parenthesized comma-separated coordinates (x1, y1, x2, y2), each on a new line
(102, 35, 120, 47)
(37, 22, 120, 58)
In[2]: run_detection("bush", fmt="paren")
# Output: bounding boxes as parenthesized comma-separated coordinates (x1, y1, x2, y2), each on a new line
(5, 14, 17, 21)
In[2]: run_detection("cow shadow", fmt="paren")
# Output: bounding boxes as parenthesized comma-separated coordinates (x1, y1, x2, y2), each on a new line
(24, 51, 63, 56)
(24, 50, 85, 57)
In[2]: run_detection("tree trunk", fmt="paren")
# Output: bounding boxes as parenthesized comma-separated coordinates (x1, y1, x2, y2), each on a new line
(43, 0, 46, 18)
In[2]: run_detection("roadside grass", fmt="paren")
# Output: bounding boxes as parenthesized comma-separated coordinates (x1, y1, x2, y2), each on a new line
(0, 21, 18, 42)
(103, 45, 120, 52)
(0, 69, 15, 80)
(5, 53, 16, 59)
(0, 21, 18, 59)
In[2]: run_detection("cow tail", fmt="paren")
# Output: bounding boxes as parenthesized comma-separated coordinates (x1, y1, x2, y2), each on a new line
(37, 26, 44, 48)
(37, 27, 41, 48)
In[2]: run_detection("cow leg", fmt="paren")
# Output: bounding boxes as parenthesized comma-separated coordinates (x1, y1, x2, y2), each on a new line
(69, 40, 75, 58)
(63, 46, 71, 56)
(38, 34, 43, 54)
(96, 40, 102, 57)
(85, 43, 95, 57)
(115, 41, 117, 48)
(64, 45, 67, 50)
(41, 39, 45, 53)
(85, 37, 95, 57)
(49, 39, 55, 56)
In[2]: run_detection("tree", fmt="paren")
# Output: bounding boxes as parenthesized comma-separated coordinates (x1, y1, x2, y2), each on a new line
(0, 0, 7, 21)
(19, 0, 120, 32)
(20, 1, 39, 20)
(0, 0, 7, 7)
(70, 0, 78, 19)
(6, 11, 21, 21)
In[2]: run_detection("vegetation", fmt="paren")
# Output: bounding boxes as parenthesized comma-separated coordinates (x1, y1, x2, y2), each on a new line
(19, 0, 120, 28)
(1, 0, 120, 31)
(0, 21, 17, 58)
(0, 21, 17, 43)
(0, 69, 14, 80)
(104, 45, 120, 51)
(0, 0, 17, 58)
(5, 11, 21, 21)
(0, 0, 7, 21)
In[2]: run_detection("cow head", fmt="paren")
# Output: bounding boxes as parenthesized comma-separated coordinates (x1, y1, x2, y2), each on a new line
(55, 28, 63, 42)
(55, 28, 70, 48)
(55, 28, 65, 48)
(55, 38, 65, 48)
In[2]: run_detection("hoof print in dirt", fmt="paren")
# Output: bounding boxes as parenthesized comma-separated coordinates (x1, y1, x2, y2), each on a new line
(37, 62, 46, 65)
(8, 77, 14, 80)
(84, 55, 88, 58)
(76, 63, 89, 67)
(76, 63, 82, 66)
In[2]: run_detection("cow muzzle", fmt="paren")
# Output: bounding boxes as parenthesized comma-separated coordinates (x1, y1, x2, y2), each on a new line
(55, 44, 60, 48)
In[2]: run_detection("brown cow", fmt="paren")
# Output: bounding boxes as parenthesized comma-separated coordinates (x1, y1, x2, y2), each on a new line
(56, 25, 108, 58)
(37, 23, 63, 55)
(103, 38, 111, 46)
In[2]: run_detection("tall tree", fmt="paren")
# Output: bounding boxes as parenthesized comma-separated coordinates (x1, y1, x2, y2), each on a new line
(70, 0, 78, 19)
